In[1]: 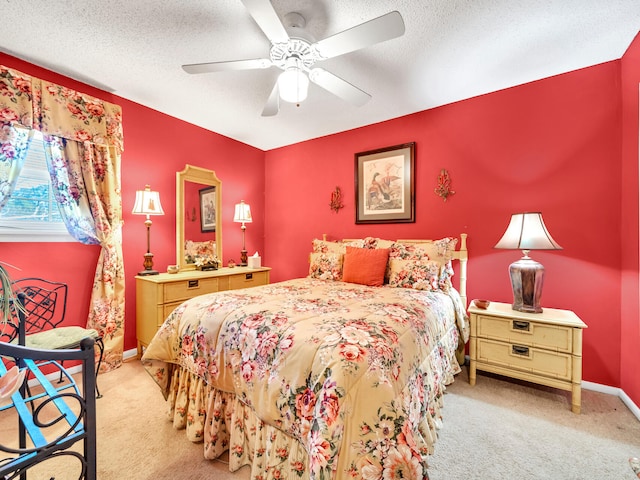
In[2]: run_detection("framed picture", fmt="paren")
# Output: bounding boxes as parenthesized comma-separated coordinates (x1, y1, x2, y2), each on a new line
(355, 142, 415, 224)
(199, 186, 217, 232)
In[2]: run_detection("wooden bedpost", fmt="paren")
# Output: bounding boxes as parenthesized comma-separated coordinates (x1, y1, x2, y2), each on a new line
(458, 233, 468, 308)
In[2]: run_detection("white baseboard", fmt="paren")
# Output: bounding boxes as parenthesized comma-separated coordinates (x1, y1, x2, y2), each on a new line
(123, 347, 138, 360)
(582, 380, 640, 421)
(27, 348, 139, 387)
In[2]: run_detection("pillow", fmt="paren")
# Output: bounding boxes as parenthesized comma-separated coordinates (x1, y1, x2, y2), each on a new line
(388, 258, 440, 291)
(184, 240, 216, 263)
(438, 260, 456, 293)
(374, 238, 395, 250)
(389, 237, 458, 267)
(342, 246, 389, 287)
(308, 252, 344, 281)
(388, 242, 429, 261)
(417, 237, 458, 267)
(311, 238, 366, 255)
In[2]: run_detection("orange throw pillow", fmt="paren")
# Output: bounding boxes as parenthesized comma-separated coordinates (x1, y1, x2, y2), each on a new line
(342, 246, 390, 286)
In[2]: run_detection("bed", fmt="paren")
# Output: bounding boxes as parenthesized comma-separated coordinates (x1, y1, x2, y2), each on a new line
(142, 234, 469, 479)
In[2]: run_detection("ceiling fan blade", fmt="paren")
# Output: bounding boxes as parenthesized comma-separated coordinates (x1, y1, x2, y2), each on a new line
(309, 68, 371, 106)
(261, 81, 280, 117)
(182, 58, 272, 74)
(314, 11, 405, 59)
(241, 0, 290, 44)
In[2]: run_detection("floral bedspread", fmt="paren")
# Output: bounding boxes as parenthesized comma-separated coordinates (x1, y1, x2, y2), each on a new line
(142, 278, 468, 480)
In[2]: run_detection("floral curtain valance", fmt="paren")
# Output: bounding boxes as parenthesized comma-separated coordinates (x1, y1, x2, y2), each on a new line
(0, 65, 123, 152)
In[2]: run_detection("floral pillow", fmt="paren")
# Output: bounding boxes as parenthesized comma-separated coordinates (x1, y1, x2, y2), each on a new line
(388, 258, 441, 291)
(312, 236, 394, 254)
(308, 252, 344, 281)
(388, 242, 429, 261)
(312, 238, 366, 255)
(374, 238, 395, 250)
(438, 260, 456, 293)
(184, 240, 216, 264)
(389, 237, 457, 265)
(418, 237, 458, 267)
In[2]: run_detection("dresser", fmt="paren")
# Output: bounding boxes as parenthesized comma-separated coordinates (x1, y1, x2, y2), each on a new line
(135, 266, 271, 356)
(468, 301, 587, 413)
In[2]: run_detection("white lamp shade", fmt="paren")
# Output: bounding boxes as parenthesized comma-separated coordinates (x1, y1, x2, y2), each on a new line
(278, 68, 309, 103)
(233, 201, 252, 223)
(132, 185, 164, 216)
(494, 212, 562, 250)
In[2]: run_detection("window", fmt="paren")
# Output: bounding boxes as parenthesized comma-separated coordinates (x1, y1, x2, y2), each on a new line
(0, 131, 74, 242)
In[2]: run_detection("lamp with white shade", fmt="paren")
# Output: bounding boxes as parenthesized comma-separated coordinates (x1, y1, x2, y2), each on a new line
(494, 212, 562, 313)
(233, 200, 252, 266)
(132, 185, 164, 276)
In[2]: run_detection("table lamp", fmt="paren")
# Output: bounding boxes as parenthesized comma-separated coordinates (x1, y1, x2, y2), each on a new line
(494, 212, 562, 313)
(132, 185, 164, 275)
(233, 200, 252, 266)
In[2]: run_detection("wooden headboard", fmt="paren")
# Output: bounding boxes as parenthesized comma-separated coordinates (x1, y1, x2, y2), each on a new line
(323, 233, 468, 307)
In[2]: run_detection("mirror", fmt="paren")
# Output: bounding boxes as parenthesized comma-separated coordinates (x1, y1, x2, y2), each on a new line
(177, 165, 223, 271)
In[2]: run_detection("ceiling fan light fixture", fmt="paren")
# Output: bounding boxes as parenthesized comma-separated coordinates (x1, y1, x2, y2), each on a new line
(278, 67, 309, 104)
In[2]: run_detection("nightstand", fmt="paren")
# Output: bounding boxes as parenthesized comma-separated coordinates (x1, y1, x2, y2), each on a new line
(135, 266, 271, 357)
(468, 301, 587, 413)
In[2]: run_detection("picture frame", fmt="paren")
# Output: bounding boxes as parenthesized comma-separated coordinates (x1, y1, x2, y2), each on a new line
(355, 142, 415, 224)
(199, 186, 217, 232)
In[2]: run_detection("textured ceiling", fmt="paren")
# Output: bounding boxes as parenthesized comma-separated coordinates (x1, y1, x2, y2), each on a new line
(2, 0, 640, 150)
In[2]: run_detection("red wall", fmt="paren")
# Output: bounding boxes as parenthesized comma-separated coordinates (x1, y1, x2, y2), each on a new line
(0, 53, 266, 351)
(2, 39, 639, 407)
(265, 61, 624, 391)
(620, 32, 640, 407)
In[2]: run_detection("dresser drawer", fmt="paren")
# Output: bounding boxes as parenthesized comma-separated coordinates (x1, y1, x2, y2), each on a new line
(476, 315, 572, 352)
(477, 338, 572, 380)
(228, 271, 268, 290)
(162, 301, 185, 324)
(163, 277, 220, 303)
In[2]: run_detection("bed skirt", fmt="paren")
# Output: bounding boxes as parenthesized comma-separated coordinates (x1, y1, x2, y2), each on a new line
(159, 326, 460, 479)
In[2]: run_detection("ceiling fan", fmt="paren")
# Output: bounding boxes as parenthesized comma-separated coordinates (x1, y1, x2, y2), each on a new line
(182, 0, 405, 116)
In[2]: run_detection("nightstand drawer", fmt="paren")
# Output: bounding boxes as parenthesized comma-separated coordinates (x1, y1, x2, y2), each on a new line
(476, 315, 572, 352)
(163, 277, 220, 302)
(477, 338, 572, 380)
(228, 271, 268, 290)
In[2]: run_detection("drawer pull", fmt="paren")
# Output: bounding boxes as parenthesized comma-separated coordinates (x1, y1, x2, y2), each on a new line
(512, 320, 530, 332)
(245, 273, 253, 280)
(188, 280, 199, 288)
(512, 345, 530, 356)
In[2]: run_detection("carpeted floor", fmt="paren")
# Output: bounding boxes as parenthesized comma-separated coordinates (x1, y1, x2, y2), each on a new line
(1, 359, 639, 479)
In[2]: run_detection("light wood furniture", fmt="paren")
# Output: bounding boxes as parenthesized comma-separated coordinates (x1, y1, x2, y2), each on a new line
(468, 301, 587, 413)
(135, 266, 271, 356)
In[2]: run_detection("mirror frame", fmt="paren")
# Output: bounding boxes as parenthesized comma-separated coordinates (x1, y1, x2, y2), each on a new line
(176, 164, 223, 271)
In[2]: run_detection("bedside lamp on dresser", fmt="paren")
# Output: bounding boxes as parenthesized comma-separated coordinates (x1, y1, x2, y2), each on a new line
(494, 212, 562, 313)
(468, 212, 587, 413)
(132, 185, 164, 276)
